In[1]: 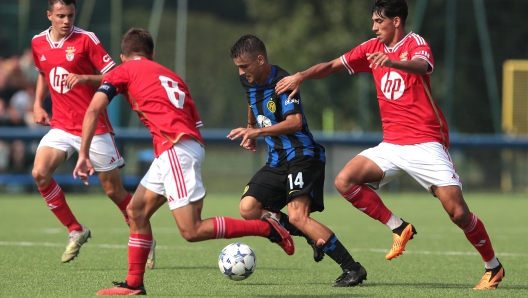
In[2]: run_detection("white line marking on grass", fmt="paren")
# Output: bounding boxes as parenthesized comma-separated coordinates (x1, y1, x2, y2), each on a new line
(0, 241, 525, 257)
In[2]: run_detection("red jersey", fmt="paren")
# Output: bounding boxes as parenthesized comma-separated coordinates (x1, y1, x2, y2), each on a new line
(31, 26, 115, 136)
(341, 32, 449, 147)
(102, 58, 204, 157)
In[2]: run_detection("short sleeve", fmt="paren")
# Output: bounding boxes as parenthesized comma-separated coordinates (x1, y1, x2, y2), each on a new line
(103, 65, 128, 95)
(31, 40, 42, 72)
(409, 35, 434, 74)
(280, 92, 302, 118)
(85, 33, 115, 74)
(341, 40, 373, 75)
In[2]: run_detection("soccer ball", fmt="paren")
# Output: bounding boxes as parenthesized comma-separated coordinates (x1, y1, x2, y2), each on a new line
(218, 242, 256, 281)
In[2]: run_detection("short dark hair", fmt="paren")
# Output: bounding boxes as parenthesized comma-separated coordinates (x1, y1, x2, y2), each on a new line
(48, 0, 76, 11)
(372, 0, 408, 25)
(121, 28, 154, 59)
(229, 34, 267, 61)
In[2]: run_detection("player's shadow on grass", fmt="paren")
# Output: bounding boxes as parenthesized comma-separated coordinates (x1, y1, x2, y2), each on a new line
(359, 282, 527, 290)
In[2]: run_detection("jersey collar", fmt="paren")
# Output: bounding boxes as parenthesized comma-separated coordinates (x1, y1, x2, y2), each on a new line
(46, 26, 75, 49)
(384, 31, 413, 53)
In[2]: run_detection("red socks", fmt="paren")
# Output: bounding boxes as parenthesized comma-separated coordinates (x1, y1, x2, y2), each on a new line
(460, 213, 495, 262)
(38, 179, 82, 232)
(126, 234, 153, 287)
(341, 185, 392, 224)
(212, 217, 270, 239)
(116, 193, 133, 225)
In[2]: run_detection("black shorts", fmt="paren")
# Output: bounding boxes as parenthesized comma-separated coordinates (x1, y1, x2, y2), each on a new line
(241, 156, 325, 213)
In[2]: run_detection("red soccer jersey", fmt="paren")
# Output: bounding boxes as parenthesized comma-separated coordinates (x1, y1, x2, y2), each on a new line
(31, 26, 115, 136)
(341, 32, 449, 147)
(102, 58, 204, 157)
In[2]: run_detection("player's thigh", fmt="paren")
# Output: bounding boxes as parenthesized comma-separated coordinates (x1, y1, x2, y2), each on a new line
(34, 129, 74, 174)
(242, 165, 287, 213)
(401, 142, 462, 193)
(286, 157, 325, 212)
(356, 143, 407, 189)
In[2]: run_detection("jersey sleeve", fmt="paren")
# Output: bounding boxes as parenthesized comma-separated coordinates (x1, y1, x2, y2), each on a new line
(85, 32, 116, 74)
(341, 40, 373, 75)
(102, 65, 129, 96)
(409, 35, 434, 74)
(280, 92, 302, 118)
(189, 100, 203, 128)
(31, 40, 43, 72)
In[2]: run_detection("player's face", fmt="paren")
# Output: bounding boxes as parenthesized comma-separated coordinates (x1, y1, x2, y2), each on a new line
(233, 54, 266, 85)
(371, 11, 397, 46)
(47, 3, 76, 39)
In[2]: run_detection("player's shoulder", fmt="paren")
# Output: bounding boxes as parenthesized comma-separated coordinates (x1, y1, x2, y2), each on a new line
(71, 26, 102, 45)
(273, 65, 290, 78)
(360, 37, 379, 47)
(405, 32, 429, 47)
(32, 29, 48, 43)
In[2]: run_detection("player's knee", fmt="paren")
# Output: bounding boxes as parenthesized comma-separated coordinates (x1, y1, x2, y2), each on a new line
(287, 211, 309, 228)
(127, 203, 144, 223)
(180, 230, 200, 242)
(31, 167, 49, 186)
(239, 197, 261, 220)
(334, 173, 356, 194)
(450, 208, 470, 226)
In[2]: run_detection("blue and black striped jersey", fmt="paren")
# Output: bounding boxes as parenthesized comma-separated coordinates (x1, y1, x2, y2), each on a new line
(240, 65, 325, 167)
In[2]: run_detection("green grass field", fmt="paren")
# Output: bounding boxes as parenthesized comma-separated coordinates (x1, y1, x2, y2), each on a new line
(0, 193, 527, 297)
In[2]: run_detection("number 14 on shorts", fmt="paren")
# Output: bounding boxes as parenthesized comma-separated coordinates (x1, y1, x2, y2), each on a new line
(288, 172, 304, 192)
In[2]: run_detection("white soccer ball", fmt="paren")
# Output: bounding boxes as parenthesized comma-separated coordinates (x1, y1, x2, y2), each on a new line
(218, 242, 256, 281)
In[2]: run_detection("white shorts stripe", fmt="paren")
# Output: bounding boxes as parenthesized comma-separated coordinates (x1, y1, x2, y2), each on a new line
(168, 147, 184, 199)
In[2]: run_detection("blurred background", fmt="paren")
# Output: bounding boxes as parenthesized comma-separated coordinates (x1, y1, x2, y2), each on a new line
(0, 0, 527, 195)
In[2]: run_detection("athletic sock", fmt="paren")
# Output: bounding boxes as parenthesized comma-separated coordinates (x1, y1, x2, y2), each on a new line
(341, 185, 392, 224)
(116, 193, 133, 225)
(460, 212, 496, 263)
(38, 179, 82, 233)
(126, 234, 152, 287)
(320, 234, 359, 271)
(212, 217, 270, 239)
(386, 214, 404, 231)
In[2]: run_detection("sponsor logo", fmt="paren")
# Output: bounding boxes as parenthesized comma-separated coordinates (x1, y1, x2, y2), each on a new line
(474, 239, 486, 247)
(103, 54, 111, 63)
(243, 185, 249, 195)
(288, 189, 300, 195)
(285, 98, 299, 105)
(49, 67, 70, 94)
(109, 157, 116, 164)
(399, 51, 408, 61)
(267, 100, 276, 113)
(380, 71, 405, 100)
(65, 46, 76, 61)
(168, 196, 175, 202)
(40, 55, 46, 61)
(99, 84, 110, 91)
(257, 115, 272, 127)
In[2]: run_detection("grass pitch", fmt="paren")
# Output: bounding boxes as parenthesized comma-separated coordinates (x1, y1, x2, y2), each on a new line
(0, 192, 527, 297)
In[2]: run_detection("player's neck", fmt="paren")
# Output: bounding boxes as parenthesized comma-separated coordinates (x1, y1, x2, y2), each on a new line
(386, 29, 407, 48)
(255, 63, 272, 86)
(49, 28, 72, 43)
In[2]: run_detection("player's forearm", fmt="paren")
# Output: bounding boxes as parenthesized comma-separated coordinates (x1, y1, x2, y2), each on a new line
(298, 58, 344, 81)
(253, 118, 301, 137)
(34, 73, 48, 108)
(79, 109, 99, 157)
(83, 74, 106, 87)
(389, 59, 429, 75)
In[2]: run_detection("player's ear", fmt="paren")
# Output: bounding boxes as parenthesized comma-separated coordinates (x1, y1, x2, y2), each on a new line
(120, 54, 126, 62)
(47, 10, 52, 21)
(393, 16, 401, 28)
(151, 51, 155, 61)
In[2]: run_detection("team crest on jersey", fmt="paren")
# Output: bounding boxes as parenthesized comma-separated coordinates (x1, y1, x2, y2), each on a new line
(267, 99, 276, 113)
(65, 47, 76, 61)
(399, 51, 408, 61)
(257, 115, 272, 127)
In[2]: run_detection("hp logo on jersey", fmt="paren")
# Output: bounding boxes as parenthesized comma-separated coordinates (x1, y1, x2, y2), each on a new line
(380, 72, 405, 100)
(49, 67, 71, 94)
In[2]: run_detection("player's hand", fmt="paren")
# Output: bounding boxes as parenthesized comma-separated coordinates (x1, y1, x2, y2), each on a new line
(73, 155, 95, 185)
(227, 127, 259, 150)
(366, 52, 393, 69)
(33, 106, 51, 126)
(63, 73, 87, 90)
(276, 73, 302, 99)
(242, 138, 257, 152)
